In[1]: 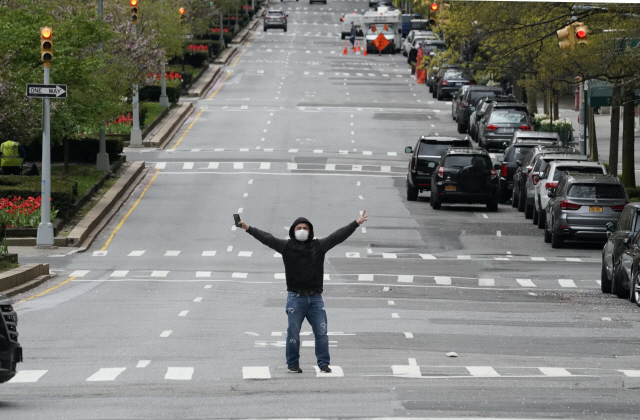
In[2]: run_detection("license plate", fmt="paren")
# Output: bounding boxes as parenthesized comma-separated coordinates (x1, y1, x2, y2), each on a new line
(590, 206, 603, 212)
(445, 185, 456, 191)
(503, 128, 514, 133)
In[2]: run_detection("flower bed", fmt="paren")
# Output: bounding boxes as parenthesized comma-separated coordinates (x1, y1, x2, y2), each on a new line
(0, 196, 58, 229)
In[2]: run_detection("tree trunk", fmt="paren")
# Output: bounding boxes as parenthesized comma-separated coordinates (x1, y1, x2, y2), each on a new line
(589, 106, 598, 162)
(527, 88, 538, 115)
(552, 91, 559, 121)
(608, 85, 621, 176)
(543, 91, 549, 115)
(621, 84, 636, 188)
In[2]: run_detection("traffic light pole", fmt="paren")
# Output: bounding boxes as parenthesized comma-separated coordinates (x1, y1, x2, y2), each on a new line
(36, 65, 54, 247)
(96, 0, 110, 171)
(158, 0, 169, 107)
(129, 24, 143, 148)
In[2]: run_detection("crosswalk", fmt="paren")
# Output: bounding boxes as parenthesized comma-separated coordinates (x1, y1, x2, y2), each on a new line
(149, 161, 403, 173)
(9, 363, 640, 384)
(66, 269, 600, 290)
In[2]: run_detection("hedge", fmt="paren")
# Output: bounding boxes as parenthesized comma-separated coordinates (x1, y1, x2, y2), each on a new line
(139, 85, 181, 103)
(24, 138, 123, 164)
(0, 175, 78, 218)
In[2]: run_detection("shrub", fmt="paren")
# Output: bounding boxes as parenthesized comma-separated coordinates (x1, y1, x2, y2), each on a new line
(0, 176, 77, 219)
(184, 52, 208, 68)
(24, 138, 123, 164)
(139, 84, 181, 103)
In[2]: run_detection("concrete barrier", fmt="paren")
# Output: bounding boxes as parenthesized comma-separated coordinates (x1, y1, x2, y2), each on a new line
(0, 263, 53, 296)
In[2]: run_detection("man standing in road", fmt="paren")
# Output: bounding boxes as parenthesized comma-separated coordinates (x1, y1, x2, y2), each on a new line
(349, 21, 357, 48)
(238, 210, 368, 373)
(0, 139, 26, 175)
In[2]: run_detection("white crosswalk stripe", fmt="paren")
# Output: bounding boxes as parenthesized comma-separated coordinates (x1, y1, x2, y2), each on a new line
(467, 366, 500, 377)
(86, 368, 126, 382)
(165, 367, 194, 380)
(243, 366, 271, 379)
(9, 370, 48, 383)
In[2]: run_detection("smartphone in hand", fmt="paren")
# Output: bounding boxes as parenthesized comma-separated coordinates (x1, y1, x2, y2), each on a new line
(233, 214, 241, 227)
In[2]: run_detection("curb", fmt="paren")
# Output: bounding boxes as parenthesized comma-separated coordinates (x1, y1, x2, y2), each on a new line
(213, 46, 239, 65)
(65, 161, 146, 247)
(231, 27, 251, 44)
(145, 102, 194, 149)
(188, 66, 222, 98)
(0, 263, 53, 296)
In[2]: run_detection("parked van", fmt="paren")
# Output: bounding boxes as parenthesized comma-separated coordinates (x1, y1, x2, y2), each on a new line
(363, 8, 402, 54)
(401, 14, 421, 37)
(341, 13, 364, 39)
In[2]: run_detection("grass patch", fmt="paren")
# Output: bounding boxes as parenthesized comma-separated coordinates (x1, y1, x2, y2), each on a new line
(143, 102, 165, 126)
(0, 260, 19, 274)
(51, 164, 107, 198)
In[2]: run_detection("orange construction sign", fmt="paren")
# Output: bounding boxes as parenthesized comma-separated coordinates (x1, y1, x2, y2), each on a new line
(372, 32, 390, 53)
(371, 24, 377, 33)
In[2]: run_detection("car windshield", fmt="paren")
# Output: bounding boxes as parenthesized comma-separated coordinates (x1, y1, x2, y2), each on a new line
(444, 70, 464, 79)
(468, 91, 500, 103)
(553, 167, 604, 181)
(512, 146, 533, 161)
(489, 111, 528, 124)
(423, 44, 445, 52)
(268, 11, 283, 16)
(568, 183, 625, 199)
(515, 137, 557, 143)
(444, 155, 491, 169)
(418, 142, 469, 156)
(412, 38, 426, 47)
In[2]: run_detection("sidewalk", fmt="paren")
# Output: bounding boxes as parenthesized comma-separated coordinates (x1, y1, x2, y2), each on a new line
(546, 95, 640, 183)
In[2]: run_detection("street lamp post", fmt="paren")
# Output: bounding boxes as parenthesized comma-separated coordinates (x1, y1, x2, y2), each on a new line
(96, 0, 110, 171)
(129, 0, 142, 147)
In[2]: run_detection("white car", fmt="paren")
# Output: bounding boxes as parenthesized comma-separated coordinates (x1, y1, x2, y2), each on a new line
(402, 30, 430, 56)
(531, 159, 607, 229)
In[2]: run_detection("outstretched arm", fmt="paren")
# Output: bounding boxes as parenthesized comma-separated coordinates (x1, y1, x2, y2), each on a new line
(239, 220, 288, 254)
(318, 210, 368, 252)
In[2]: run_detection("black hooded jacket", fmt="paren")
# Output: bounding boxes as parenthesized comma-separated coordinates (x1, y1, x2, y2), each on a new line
(246, 217, 359, 292)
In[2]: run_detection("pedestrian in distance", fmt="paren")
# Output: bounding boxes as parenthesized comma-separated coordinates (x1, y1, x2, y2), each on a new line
(0, 139, 26, 175)
(349, 22, 356, 47)
(237, 210, 369, 374)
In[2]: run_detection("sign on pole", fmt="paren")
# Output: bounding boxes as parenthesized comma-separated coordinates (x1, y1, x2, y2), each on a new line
(26, 84, 67, 98)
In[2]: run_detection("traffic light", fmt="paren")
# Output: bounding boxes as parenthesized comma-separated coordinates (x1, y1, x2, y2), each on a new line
(130, 0, 139, 24)
(428, 2, 438, 26)
(575, 24, 589, 45)
(430, 2, 438, 11)
(557, 25, 575, 49)
(40, 27, 53, 65)
(179, 7, 186, 23)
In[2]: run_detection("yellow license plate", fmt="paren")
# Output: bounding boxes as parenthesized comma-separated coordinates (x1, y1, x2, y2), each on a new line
(445, 185, 456, 191)
(590, 206, 603, 213)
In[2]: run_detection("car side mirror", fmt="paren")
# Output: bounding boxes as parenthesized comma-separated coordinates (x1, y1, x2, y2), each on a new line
(606, 222, 617, 233)
(547, 189, 556, 198)
(502, 142, 508, 149)
(405, 146, 413, 154)
(516, 160, 522, 167)
(496, 156, 504, 163)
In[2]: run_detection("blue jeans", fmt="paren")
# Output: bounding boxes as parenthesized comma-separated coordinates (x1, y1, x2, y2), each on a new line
(285, 292, 329, 367)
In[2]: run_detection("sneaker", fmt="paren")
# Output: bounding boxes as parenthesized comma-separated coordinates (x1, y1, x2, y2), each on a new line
(287, 365, 302, 373)
(319, 365, 332, 373)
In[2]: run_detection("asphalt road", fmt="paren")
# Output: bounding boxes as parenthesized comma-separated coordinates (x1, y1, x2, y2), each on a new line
(5, 1, 640, 419)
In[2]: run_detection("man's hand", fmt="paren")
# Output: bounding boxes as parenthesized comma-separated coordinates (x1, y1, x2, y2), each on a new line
(357, 210, 368, 225)
(238, 221, 250, 230)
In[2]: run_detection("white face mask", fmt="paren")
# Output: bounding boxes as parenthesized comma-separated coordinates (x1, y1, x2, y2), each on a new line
(295, 229, 309, 242)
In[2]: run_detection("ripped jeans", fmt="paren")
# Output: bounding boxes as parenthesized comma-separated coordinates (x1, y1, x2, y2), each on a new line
(285, 292, 329, 367)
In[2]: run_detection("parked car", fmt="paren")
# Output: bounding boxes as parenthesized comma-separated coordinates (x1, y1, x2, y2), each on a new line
(403, 30, 429, 56)
(430, 148, 498, 211)
(523, 153, 591, 219)
(601, 203, 640, 296)
(509, 131, 562, 147)
(533, 160, 607, 228)
(428, 63, 460, 93)
(468, 95, 517, 142)
(413, 40, 445, 74)
(496, 140, 561, 204)
(617, 228, 640, 302)
(544, 173, 627, 248)
(434, 69, 475, 100)
(264, 9, 288, 31)
(477, 104, 531, 151)
(454, 86, 504, 134)
(0, 293, 22, 384)
(405, 136, 472, 201)
(511, 145, 577, 210)
(451, 85, 471, 122)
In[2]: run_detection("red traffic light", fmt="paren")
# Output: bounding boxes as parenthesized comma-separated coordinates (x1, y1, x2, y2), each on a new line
(130, 0, 138, 5)
(41, 27, 52, 39)
(430, 2, 438, 11)
(179, 7, 185, 14)
(576, 29, 586, 38)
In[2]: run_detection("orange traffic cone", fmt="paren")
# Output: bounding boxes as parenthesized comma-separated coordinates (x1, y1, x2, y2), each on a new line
(363, 43, 367, 56)
(343, 41, 348, 55)
(357, 41, 361, 52)
(417, 70, 425, 84)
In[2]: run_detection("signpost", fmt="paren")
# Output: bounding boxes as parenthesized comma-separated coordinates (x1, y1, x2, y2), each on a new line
(26, 84, 67, 98)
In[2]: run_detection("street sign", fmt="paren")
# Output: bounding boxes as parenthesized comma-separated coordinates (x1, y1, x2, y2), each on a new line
(587, 80, 640, 107)
(26, 84, 67, 98)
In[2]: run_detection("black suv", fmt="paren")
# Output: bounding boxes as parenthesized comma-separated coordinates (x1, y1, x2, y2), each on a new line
(430, 148, 498, 211)
(497, 140, 560, 204)
(454, 86, 504, 134)
(0, 294, 21, 384)
(602, 203, 640, 295)
(405, 136, 472, 201)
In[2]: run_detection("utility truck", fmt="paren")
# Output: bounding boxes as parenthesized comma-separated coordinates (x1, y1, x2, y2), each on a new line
(363, 7, 402, 54)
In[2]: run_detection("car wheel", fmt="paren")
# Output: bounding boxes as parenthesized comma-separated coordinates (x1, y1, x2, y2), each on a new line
(341, 34, 345, 39)
(407, 184, 418, 201)
(613, 265, 631, 299)
(432, 88, 437, 98)
(544, 218, 552, 243)
(630, 269, 637, 303)
(284, 27, 287, 32)
(486, 201, 498, 212)
(634, 270, 640, 306)
(532, 206, 538, 224)
(524, 200, 533, 219)
(431, 192, 441, 210)
(264, 27, 267, 31)
(551, 228, 563, 248)
(497, 189, 507, 205)
(537, 206, 545, 229)
(511, 188, 518, 208)
(601, 257, 612, 293)
(457, 121, 467, 134)
(428, 84, 433, 93)
(517, 190, 526, 212)
(437, 91, 443, 101)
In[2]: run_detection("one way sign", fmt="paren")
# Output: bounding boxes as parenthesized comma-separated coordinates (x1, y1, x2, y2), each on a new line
(26, 84, 67, 98)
